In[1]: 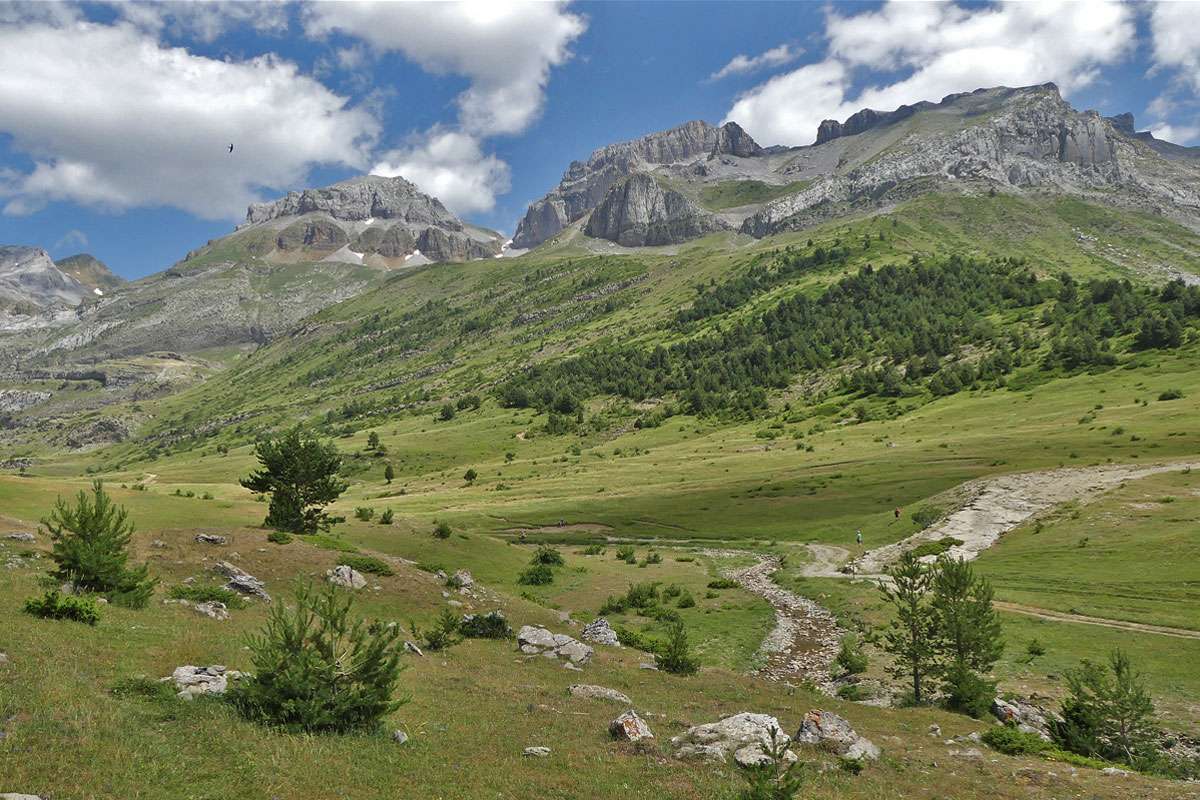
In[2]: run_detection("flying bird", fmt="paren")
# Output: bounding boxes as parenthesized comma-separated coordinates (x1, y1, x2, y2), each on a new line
(227, 143, 234, 154)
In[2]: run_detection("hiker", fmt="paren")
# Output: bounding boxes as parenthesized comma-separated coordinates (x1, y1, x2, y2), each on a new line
(894, 506, 901, 520)
(856, 529, 863, 545)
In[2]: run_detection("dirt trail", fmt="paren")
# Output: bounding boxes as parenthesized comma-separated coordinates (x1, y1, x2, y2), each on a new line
(847, 461, 1200, 575)
(799, 544, 851, 578)
(994, 602, 1200, 640)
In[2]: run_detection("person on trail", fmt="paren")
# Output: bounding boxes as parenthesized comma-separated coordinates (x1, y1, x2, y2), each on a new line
(856, 529, 863, 545)
(894, 507, 901, 520)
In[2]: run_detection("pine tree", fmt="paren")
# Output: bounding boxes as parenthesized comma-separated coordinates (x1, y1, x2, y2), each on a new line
(1055, 649, 1157, 764)
(240, 428, 348, 534)
(879, 550, 938, 703)
(383, 463, 395, 484)
(367, 431, 381, 451)
(42, 481, 157, 608)
(931, 556, 1003, 715)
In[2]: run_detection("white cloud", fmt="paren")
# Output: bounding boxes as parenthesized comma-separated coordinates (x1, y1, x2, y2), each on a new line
(304, 0, 586, 137)
(724, 0, 1136, 146)
(371, 129, 511, 215)
(53, 229, 89, 252)
(1149, 2, 1200, 90)
(1151, 123, 1200, 147)
(0, 19, 378, 219)
(710, 44, 802, 81)
(110, 1, 289, 43)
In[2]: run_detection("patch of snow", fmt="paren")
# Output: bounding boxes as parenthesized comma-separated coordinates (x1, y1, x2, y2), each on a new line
(93, 288, 104, 296)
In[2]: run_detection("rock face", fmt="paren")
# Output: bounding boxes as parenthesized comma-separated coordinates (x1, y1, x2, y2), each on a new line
(516, 625, 594, 665)
(327, 565, 367, 589)
(55, 254, 124, 295)
(164, 665, 244, 699)
(609, 710, 654, 742)
(247, 174, 462, 227)
(584, 174, 728, 247)
(212, 560, 270, 602)
(568, 684, 632, 705)
(671, 712, 792, 766)
(793, 709, 880, 761)
(580, 618, 620, 646)
(0, 246, 88, 313)
(513, 120, 761, 248)
(992, 697, 1055, 740)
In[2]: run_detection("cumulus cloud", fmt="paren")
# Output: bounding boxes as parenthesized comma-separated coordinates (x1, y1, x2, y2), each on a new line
(53, 229, 89, 253)
(725, 0, 1136, 146)
(304, 0, 585, 137)
(710, 43, 801, 81)
(1145, 3, 1200, 146)
(371, 129, 511, 215)
(0, 19, 377, 219)
(110, 0, 289, 43)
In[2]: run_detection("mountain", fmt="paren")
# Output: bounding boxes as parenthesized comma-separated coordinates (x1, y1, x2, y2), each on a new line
(0, 246, 88, 315)
(55, 254, 125, 296)
(513, 84, 1200, 251)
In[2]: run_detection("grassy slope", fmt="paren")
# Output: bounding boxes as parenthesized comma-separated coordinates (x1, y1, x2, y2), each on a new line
(3, 192, 1200, 798)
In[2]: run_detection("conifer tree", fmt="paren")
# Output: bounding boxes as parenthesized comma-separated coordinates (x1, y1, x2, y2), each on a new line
(931, 556, 1004, 716)
(879, 550, 938, 703)
(241, 428, 348, 534)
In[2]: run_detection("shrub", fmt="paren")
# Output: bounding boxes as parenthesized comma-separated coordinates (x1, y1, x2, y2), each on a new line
(662, 583, 683, 599)
(676, 590, 696, 609)
(982, 725, 1051, 756)
(1158, 389, 1184, 401)
(581, 544, 605, 556)
(910, 505, 944, 530)
(640, 551, 663, 566)
(463, 468, 478, 483)
(530, 545, 565, 566)
(836, 683, 871, 701)
(835, 634, 869, 675)
(228, 582, 405, 733)
(43, 480, 157, 608)
(1052, 649, 1158, 765)
(615, 544, 636, 562)
(908, 536, 963, 559)
(379, 508, 394, 525)
(167, 584, 246, 609)
(23, 589, 100, 625)
(338, 555, 394, 576)
(658, 620, 700, 676)
(411, 608, 461, 651)
(433, 520, 452, 539)
(240, 428, 348, 534)
(438, 404, 456, 421)
(354, 507, 375, 521)
(1027, 638, 1047, 658)
(707, 578, 739, 590)
(517, 564, 554, 585)
(267, 530, 293, 545)
(736, 725, 806, 799)
(459, 610, 513, 639)
(941, 664, 997, 718)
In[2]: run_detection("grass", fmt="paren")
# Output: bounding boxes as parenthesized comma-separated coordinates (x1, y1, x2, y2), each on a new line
(698, 179, 812, 210)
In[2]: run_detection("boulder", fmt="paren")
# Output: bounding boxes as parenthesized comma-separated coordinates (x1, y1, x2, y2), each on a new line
(164, 665, 243, 700)
(672, 712, 793, 766)
(392, 730, 409, 745)
(0, 652, 8, 666)
(327, 565, 367, 589)
(211, 560, 270, 602)
(4, 532, 35, 542)
(991, 697, 1053, 740)
(793, 709, 880, 761)
(450, 569, 474, 589)
(1, 794, 46, 800)
(523, 746, 551, 758)
(194, 534, 227, 545)
(568, 684, 632, 705)
(609, 710, 654, 742)
(517, 625, 594, 665)
(581, 617, 620, 646)
(193, 601, 229, 621)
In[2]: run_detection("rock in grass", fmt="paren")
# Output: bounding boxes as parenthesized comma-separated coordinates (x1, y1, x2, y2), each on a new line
(523, 746, 551, 757)
(327, 565, 367, 589)
(0, 652, 8, 666)
(609, 710, 654, 742)
(194, 534, 227, 545)
(164, 665, 244, 700)
(392, 730, 409, 745)
(193, 601, 229, 621)
(568, 684, 632, 705)
(672, 712, 792, 765)
(1, 794, 47, 799)
(581, 617, 619, 646)
(4, 532, 35, 542)
(516, 625, 593, 665)
(211, 560, 270, 602)
(793, 709, 880, 761)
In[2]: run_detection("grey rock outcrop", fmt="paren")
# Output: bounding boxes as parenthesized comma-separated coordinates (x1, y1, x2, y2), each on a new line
(0, 246, 88, 313)
(793, 709, 880, 761)
(212, 560, 270, 602)
(246, 175, 461, 228)
(671, 712, 793, 765)
(523, 746, 551, 757)
(992, 697, 1055, 740)
(584, 173, 728, 247)
(164, 664, 244, 699)
(580, 617, 620, 646)
(5, 532, 35, 542)
(513, 120, 761, 248)
(609, 710, 654, 742)
(194, 534, 227, 545)
(516, 625, 594, 665)
(327, 565, 367, 589)
(568, 684, 631, 705)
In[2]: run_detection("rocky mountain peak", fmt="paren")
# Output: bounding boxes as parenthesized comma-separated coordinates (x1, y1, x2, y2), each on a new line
(56, 253, 124, 295)
(245, 174, 462, 229)
(583, 173, 729, 247)
(0, 245, 89, 314)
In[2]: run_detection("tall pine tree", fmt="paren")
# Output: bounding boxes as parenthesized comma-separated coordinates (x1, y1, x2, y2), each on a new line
(241, 428, 348, 534)
(879, 551, 939, 703)
(931, 556, 1004, 716)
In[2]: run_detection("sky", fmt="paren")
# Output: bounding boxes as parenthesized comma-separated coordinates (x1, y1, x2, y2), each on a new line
(0, 0, 1197, 279)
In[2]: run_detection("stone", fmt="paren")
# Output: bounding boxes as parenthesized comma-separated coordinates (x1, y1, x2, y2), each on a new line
(568, 684, 632, 705)
(0, 652, 8, 666)
(5, 532, 35, 542)
(928, 724, 942, 737)
(327, 565, 367, 589)
(672, 712, 792, 765)
(404, 641, 424, 657)
(1101, 767, 1130, 777)
(164, 665, 243, 700)
(580, 617, 620, 646)
(211, 560, 270, 602)
(194, 534, 227, 545)
(793, 709, 880, 761)
(392, 730, 409, 745)
(450, 569, 474, 588)
(516, 625, 594, 665)
(151, 540, 166, 548)
(991, 697, 1053, 741)
(193, 601, 229, 621)
(950, 747, 984, 759)
(609, 710, 654, 742)
(1, 794, 46, 800)
(523, 746, 551, 758)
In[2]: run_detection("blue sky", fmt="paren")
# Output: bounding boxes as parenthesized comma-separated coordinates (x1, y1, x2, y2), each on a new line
(0, 1, 1196, 279)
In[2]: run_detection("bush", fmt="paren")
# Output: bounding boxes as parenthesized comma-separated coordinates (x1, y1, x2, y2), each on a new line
(676, 590, 696, 609)
(167, 584, 247, 609)
(379, 508, 394, 525)
(615, 545, 636, 562)
(433, 520, 452, 539)
(267, 530, 293, 545)
(657, 620, 700, 676)
(338, 555, 395, 576)
(411, 608, 461, 651)
(438, 403, 456, 421)
(24, 589, 100, 625)
(662, 583, 683, 599)
(354, 506, 375, 521)
(1158, 389, 1184, 401)
(707, 578, 739, 590)
(910, 505, 944, 530)
(941, 664, 997, 718)
(530, 545, 565, 566)
(836, 683, 871, 701)
(517, 564, 554, 585)
(43, 480, 157, 608)
(640, 551, 663, 566)
(982, 725, 1051, 755)
(835, 634, 869, 675)
(463, 468, 478, 483)
(459, 610, 513, 639)
(1026, 638, 1047, 658)
(581, 544, 605, 556)
(736, 725, 806, 799)
(229, 582, 405, 732)
(908, 536, 963, 559)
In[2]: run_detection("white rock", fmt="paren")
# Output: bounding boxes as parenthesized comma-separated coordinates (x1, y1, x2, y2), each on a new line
(164, 665, 243, 699)
(610, 710, 654, 742)
(672, 712, 791, 764)
(793, 709, 880, 761)
(193, 601, 229, 621)
(194, 534, 227, 545)
(569, 684, 632, 705)
(523, 746, 551, 757)
(581, 617, 620, 646)
(327, 565, 367, 589)
(4, 532, 34, 542)
(392, 730, 409, 745)
(212, 560, 270, 602)
(516, 625, 593, 665)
